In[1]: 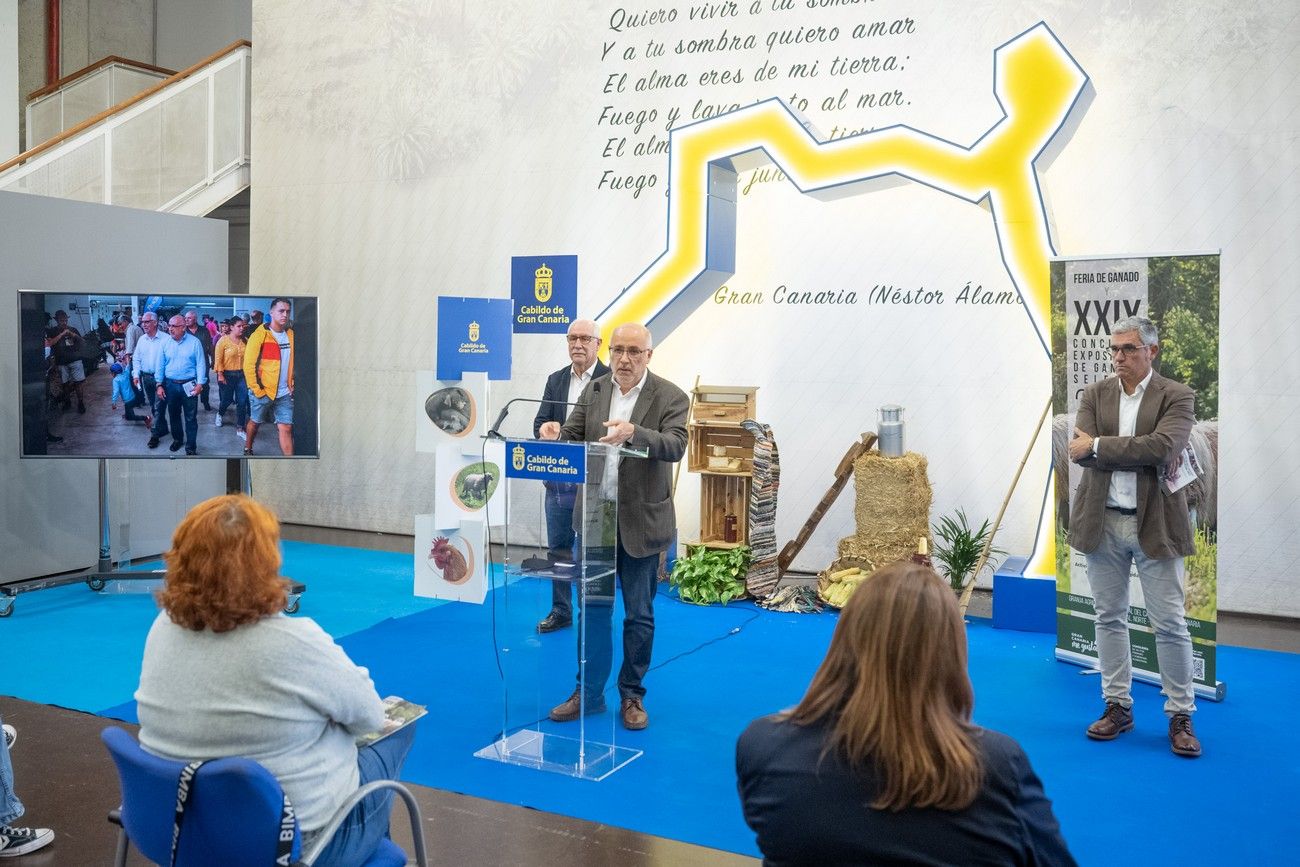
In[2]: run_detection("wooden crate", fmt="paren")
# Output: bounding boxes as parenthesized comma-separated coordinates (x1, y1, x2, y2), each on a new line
(687, 424, 755, 474)
(694, 473, 751, 546)
(689, 385, 757, 427)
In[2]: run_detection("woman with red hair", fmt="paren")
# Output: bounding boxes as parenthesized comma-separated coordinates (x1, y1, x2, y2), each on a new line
(736, 561, 1075, 865)
(135, 495, 414, 867)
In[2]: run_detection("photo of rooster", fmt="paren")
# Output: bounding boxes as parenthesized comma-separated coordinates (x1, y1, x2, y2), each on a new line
(428, 535, 471, 584)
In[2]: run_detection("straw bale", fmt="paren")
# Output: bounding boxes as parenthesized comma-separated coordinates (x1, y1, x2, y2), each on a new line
(843, 450, 932, 568)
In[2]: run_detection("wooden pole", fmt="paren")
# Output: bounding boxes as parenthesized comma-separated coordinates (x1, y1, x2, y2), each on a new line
(958, 396, 1054, 615)
(672, 374, 700, 496)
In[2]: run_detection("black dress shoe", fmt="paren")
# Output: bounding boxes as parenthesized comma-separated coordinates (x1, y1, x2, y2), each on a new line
(185, 449, 197, 456)
(147, 437, 160, 449)
(537, 611, 572, 633)
(169, 441, 183, 452)
(46, 433, 63, 443)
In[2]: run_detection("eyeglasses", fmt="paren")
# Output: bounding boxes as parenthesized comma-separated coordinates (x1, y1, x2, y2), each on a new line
(168, 323, 185, 329)
(566, 335, 597, 345)
(609, 346, 647, 359)
(1108, 343, 1149, 356)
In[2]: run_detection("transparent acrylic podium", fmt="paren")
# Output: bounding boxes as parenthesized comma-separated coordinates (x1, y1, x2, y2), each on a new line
(474, 439, 644, 781)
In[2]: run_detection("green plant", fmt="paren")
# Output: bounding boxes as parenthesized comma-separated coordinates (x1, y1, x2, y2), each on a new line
(932, 510, 1005, 593)
(1055, 521, 1071, 593)
(1184, 525, 1217, 621)
(670, 545, 751, 605)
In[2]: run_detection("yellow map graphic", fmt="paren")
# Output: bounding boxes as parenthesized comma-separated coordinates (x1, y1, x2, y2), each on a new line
(596, 23, 1090, 575)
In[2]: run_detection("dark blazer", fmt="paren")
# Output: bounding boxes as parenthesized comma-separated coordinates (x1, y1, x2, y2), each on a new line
(1069, 371, 1195, 559)
(736, 715, 1076, 867)
(532, 360, 609, 437)
(560, 370, 688, 558)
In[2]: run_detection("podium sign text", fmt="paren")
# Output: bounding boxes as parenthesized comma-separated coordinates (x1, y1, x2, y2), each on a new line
(505, 440, 586, 484)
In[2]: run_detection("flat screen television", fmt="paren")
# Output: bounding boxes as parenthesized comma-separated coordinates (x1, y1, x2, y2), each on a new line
(18, 292, 319, 458)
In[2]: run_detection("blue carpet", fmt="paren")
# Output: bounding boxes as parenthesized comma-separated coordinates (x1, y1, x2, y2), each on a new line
(8, 542, 1297, 864)
(330, 582, 1300, 864)
(2, 541, 440, 714)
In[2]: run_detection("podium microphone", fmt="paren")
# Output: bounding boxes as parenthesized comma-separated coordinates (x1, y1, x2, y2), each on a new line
(486, 390, 596, 440)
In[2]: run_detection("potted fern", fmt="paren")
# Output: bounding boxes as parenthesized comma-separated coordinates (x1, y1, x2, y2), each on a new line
(932, 509, 1005, 593)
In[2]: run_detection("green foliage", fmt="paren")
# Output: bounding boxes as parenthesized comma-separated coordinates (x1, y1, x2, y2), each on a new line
(670, 545, 751, 605)
(1049, 261, 1069, 415)
(932, 510, 1005, 593)
(1055, 521, 1071, 593)
(1157, 306, 1219, 419)
(1184, 525, 1218, 621)
(1147, 255, 1220, 420)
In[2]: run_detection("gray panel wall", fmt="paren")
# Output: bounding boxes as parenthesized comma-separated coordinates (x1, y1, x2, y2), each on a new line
(1, 1, 16, 159)
(155, 0, 248, 72)
(0, 190, 227, 579)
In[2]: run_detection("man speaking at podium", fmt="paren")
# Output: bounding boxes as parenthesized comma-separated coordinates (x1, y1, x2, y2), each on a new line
(538, 322, 688, 730)
(533, 318, 608, 634)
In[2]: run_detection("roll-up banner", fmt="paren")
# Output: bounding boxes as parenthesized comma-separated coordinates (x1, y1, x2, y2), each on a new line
(1050, 253, 1223, 700)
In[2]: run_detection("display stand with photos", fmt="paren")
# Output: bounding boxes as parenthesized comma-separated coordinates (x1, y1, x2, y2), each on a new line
(0, 458, 305, 617)
(474, 438, 644, 781)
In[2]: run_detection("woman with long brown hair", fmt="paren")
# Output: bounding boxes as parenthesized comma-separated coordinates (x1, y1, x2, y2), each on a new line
(736, 561, 1074, 865)
(135, 495, 415, 867)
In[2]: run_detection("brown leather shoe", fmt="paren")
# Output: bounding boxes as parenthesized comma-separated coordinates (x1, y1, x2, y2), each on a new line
(1086, 702, 1134, 740)
(621, 696, 648, 730)
(1169, 712, 1201, 757)
(536, 611, 572, 633)
(549, 689, 605, 722)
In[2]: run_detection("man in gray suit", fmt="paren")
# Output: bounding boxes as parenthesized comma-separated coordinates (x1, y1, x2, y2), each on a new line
(539, 322, 688, 730)
(1067, 316, 1200, 757)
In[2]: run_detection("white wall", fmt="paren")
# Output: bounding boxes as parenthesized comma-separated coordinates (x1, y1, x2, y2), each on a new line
(155, 0, 248, 72)
(0, 190, 228, 578)
(249, 0, 1300, 617)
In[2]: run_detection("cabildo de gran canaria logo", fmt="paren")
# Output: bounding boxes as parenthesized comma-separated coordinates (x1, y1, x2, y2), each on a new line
(534, 263, 553, 302)
(512, 444, 526, 471)
(459, 320, 488, 355)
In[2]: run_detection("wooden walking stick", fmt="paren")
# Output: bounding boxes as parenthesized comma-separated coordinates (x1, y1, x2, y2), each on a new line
(673, 374, 701, 497)
(958, 396, 1054, 615)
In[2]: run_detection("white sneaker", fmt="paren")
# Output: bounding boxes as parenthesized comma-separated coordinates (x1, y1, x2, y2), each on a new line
(237, 430, 247, 441)
(1, 724, 13, 750)
(215, 415, 223, 427)
(0, 825, 54, 857)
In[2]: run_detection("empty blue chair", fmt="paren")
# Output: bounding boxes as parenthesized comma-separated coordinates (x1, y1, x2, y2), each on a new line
(102, 727, 427, 866)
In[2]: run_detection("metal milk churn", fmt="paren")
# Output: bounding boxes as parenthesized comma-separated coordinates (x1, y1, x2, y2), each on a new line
(878, 405, 905, 457)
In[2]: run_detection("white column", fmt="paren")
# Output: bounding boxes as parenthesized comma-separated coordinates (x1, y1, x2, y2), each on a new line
(0, 0, 18, 159)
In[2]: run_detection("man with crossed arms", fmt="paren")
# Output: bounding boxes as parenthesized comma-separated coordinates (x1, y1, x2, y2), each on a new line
(1068, 315, 1200, 757)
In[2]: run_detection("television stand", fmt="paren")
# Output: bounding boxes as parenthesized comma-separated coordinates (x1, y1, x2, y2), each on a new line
(0, 458, 305, 617)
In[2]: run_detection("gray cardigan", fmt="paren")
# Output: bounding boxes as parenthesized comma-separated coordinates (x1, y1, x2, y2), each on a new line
(135, 611, 387, 833)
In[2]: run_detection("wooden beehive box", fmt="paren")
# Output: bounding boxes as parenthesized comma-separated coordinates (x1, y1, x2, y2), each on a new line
(690, 385, 757, 426)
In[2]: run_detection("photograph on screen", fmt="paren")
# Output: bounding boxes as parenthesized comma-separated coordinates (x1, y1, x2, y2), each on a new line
(18, 292, 319, 459)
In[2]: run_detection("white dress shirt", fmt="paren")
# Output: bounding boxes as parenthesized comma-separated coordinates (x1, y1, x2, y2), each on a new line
(608, 369, 647, 426)
(567, 365, 594, 407)
(1101, 369, 1153, 509)
(131, 330, 166, 378)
